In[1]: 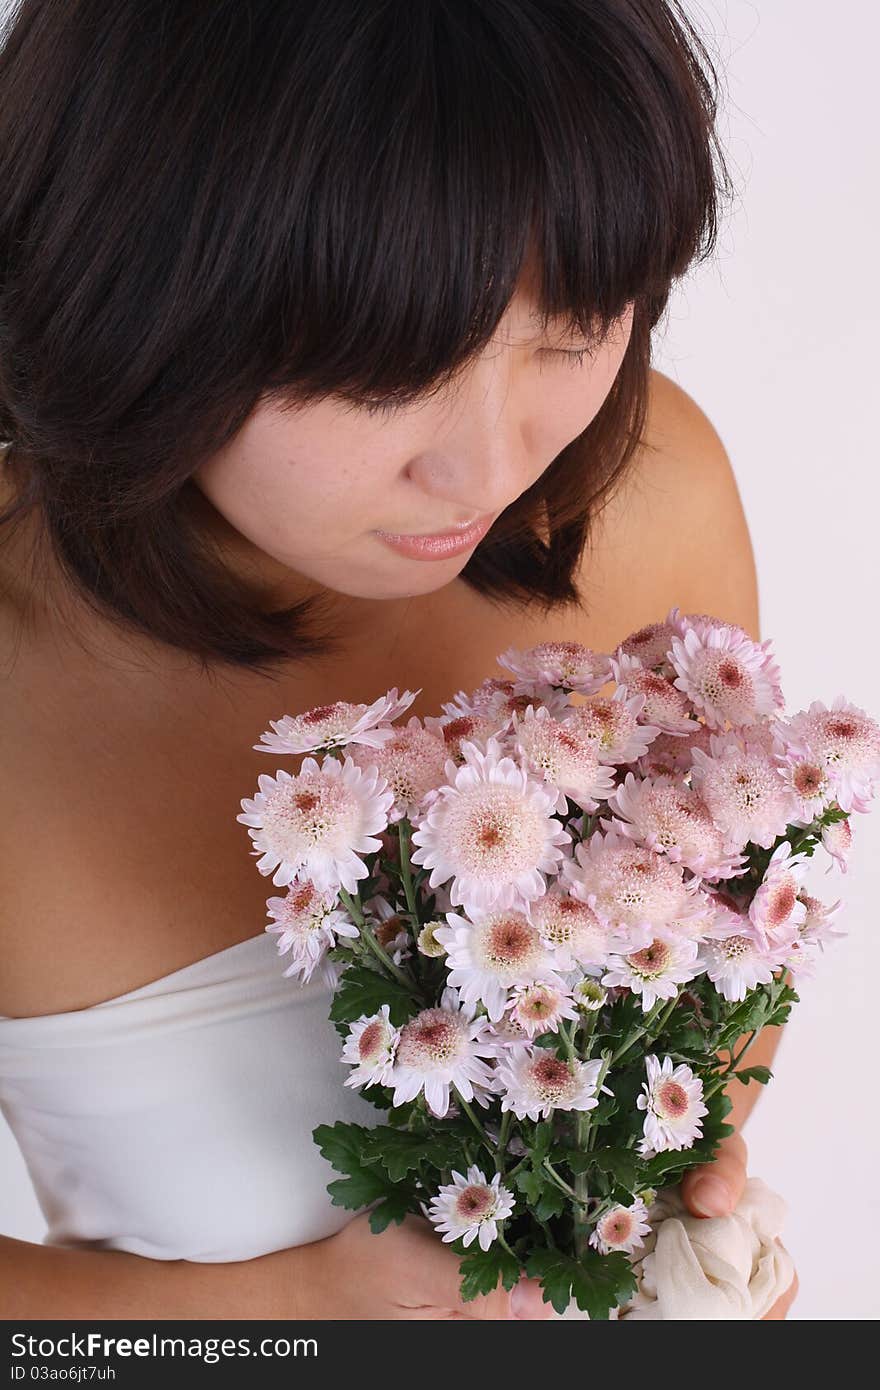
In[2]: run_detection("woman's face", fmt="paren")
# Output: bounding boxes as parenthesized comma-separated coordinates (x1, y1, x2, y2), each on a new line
(192, 290, 634, 607)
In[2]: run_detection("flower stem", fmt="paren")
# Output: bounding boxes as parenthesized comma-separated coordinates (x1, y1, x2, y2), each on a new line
(454, 1088, 491, 1148)
(338, 888, 422, 998)
(497, 1111, 513, 1173)
(542, 1160, 590, 1207)
(397, 819, 421, 925)
(610, 993, 679, 1065)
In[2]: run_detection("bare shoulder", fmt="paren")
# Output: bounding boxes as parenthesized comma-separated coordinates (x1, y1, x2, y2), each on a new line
(585, 368, 761, 642)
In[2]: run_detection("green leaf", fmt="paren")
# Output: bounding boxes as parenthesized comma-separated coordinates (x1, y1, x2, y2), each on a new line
(734, 1064, 773, 1086)
(368, 1191, 412, 1233)
(326, 1169, 390, 1209)
(313, 1121, 391, 1210)
(513, 1165, 550, 1205)
(328, 960, 417, 1030)
(525, 1247, 638, 1319)
(360, 1126, 465, 1182)
(458, 1243, 522, 1302)
(534, 1185, 567, 1222)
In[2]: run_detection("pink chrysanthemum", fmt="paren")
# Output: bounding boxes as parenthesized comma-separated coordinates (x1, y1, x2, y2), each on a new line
(786, 697, 880, 813)
(350, 716, 448, 822)
(690, 731, 798, 850)
(442, 677, 516, 719)
(772, 734, 836, 821)
(494, 1047, 604, 1121)
(511, 704, 616, 813)
(362, 894, 414, 965)
(485, 1011, 533, 1052)
(482, 683, 573, 730)
(253, 687, 418, 756)
(589, 1198, 651, 1257)
(608, 772, 746, 880)
(433, 910, 564, 1021)
(237, 755, 395, 892)
(562, 824, 704, 950)
(821, 816, 853, 872)
(670, 625, 784, 730)
(265, 877, 359, 985)
(389, 986, 498, 1118)
(797, 892, 844, 945)
(749, 842, 807, 949)
(637, 1055, 707, 1154)
(635, 726, 714, 780)
(566, 688, 661, 764)
(616, 617, 679, 673)
(611, 653, 700, 735)
(698, 919, 786, 1001)
(426, 1166, 516, 1251)
(341, 1004, 400, 1088)
(602, 930, 701, 1011)
(527, 887, 611, 970)
(424, 710, 504, 764)
(497, 641, 612, 695)
(410, 737, 570, 916)
(507, 981, 580, 1038)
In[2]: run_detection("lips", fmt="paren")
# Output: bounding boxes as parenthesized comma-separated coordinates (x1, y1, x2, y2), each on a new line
(373, 513, 494, 561)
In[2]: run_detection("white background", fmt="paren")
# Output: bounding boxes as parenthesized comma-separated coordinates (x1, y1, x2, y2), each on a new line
(1, 0, 877, 1319)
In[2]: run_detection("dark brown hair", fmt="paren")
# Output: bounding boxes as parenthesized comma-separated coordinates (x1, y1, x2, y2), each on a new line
(0, 0, 732, 678)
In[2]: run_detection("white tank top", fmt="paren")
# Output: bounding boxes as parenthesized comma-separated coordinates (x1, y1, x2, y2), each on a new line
(0, 931, 381, 1262)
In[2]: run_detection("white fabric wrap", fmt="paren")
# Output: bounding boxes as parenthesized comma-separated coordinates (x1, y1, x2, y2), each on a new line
(560, 1177, 795, 1321)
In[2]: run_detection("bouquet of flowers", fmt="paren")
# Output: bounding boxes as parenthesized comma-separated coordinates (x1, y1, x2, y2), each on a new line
(237, 609, 879, 1319)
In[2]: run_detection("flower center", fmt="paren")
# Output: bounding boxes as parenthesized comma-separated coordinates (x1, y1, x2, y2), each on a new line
(397, 1009, 464, 1067)
(529, 1054, 576, 1102)
(456, 1185, 493, 1220)
(485, 916, 537, 967)
(358, 1020, 387, 1063)
(627, 940, 672, 977)
(768, 881, 796, 925)
(656, 1079, 689, 1119)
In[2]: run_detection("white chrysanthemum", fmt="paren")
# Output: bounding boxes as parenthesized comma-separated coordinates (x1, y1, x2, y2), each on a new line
(608, 772, 745, 879)
(562, 823, 704, 950)
(265, 877, 359, 984)
(748, 842, 807, 949)
(495, 1047, 604, 1121)
(389, 986, 498, 1118)
(573, 977, 608, 1011)
(602, 930, 700, 1011)
(566, 688, 661, 764)
(637, 1055, 707, 1154)
(426, 1166, 516, 1251)
(497, 641, 612, 695)
(441, 677, 517, 719)
(511, 704, 616, 812)
(341, 1004, 400, 1088)
(417, 921, 448, 957)
(237, 755, 395, 892)
(589, 1198, 651, 1256)
(528, 887, 611, 970)
(485, 1011, 533, 1052)
(611, 653, 700, 735)
(410, 737, 570, 916)
(786, 696, 880, 813)
(690, 731, 798, 850)
(670, 624, 784, 730)
(507, 981, 580, 1038)
(697, 925, 785, 1002)
(349, 717, 448, 822)
(433, 910, 564, 1021)
(253, 687, 418, 755)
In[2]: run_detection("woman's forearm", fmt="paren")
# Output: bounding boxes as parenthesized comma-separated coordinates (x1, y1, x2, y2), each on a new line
(0, 1231, 301, 1321)
(723, 1021, 785, 1133)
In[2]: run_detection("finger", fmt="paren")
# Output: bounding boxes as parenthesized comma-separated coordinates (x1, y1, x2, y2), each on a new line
(762, 1266, 799, 1320)
(681, 1131, 748, 1218)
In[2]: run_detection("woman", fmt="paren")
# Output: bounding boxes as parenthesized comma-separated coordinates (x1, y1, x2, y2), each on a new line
(0, 1, 797, 1319)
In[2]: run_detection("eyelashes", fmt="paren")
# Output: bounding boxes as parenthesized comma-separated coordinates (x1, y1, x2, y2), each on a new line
(360, 347, 592, 416)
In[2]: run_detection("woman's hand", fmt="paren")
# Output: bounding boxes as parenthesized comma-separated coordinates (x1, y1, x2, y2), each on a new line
(293, 1209, 556, 1320)
(681, 1130, 798, 1320)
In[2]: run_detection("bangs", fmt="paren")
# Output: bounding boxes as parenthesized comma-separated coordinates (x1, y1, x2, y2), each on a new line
(245, 0, 726, 413)
(0, 0, 731, 671)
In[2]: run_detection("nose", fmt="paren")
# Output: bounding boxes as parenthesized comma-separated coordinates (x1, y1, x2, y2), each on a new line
(402, 356, 535, 521)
